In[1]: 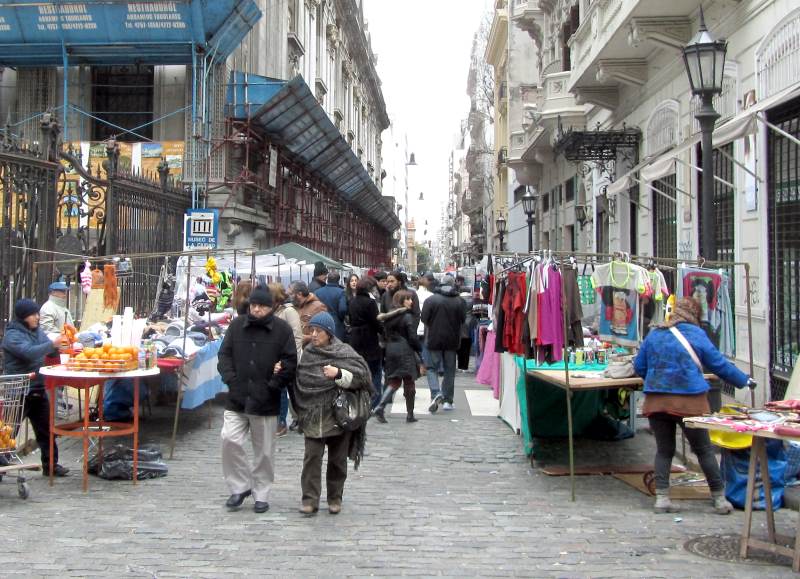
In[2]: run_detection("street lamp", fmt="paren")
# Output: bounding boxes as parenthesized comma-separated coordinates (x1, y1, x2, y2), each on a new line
(521, 188, 537, 252)
(495, 213, 507, 252)
(682, 8, 727, 261)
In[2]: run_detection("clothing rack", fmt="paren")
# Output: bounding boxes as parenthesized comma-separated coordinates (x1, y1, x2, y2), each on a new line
(490, 249, 755, 501)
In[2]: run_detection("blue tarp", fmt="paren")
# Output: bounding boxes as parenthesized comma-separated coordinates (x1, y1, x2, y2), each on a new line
(226, 71, 399, 232)
(0, 0, 261, 66)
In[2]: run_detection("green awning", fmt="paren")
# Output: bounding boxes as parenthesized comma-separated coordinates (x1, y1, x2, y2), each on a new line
(262, 242, 341, 270)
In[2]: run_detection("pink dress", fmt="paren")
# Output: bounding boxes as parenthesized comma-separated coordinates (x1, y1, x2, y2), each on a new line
(476, 330, 501, 398)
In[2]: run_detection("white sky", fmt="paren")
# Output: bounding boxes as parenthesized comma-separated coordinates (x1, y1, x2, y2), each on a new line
(364, 0, 491, 243)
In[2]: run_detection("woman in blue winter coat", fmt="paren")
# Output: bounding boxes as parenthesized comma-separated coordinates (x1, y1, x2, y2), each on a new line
(633, 297, 752, 515)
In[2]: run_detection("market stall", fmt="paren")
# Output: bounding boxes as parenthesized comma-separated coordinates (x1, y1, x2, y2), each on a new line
(476, 250, 756, 500)
(685, 406, 800, 573)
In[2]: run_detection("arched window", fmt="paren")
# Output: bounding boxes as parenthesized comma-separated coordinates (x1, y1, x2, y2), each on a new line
(756, 8, 800, 100)
(645, 100, 679, 157)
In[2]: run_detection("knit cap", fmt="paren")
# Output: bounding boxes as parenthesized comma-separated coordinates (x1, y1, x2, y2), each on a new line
(308, 312, 336, 336)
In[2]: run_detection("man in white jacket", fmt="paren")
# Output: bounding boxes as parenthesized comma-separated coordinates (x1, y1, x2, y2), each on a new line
(38, 281, 74, 417)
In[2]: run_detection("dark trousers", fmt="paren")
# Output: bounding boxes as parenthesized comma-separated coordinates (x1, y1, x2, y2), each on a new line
(649, 412, 722, 492)
(367, 358, 383, 408)
(386, 376, 415, 399)
(20, 390, 58, 467)
(301, 431, 351, 507)
(457, 337, 472, 370)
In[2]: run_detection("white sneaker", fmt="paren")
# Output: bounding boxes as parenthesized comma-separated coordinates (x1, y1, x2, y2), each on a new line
(442, 402, 454, 411)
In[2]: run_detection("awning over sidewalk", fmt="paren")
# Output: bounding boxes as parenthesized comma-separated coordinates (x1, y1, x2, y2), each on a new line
(713, 83, 800, 147)
(0, 0, 261, 66)
(226, 72, 399, 232)
(262, 242, 341, 270)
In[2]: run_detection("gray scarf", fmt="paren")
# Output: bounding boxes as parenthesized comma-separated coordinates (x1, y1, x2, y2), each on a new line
(295, 337, 373, 468)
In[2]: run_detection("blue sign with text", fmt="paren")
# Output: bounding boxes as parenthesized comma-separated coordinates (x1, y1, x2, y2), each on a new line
(184, 208, 219, 250)
(0, 1, 261, 66)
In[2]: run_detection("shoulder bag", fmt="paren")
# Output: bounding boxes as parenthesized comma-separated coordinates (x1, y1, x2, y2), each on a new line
(332, 387, 371, 431)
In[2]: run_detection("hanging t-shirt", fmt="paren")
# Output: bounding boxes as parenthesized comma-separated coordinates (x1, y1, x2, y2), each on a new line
(591, 262, 649, 347)
(642, 268, 672, 335)
(678, 267, 733, 356)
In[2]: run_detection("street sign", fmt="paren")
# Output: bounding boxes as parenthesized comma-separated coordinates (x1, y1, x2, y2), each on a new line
(184, 209, 219, 250)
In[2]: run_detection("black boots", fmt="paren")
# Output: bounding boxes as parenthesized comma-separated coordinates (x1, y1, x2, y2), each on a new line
(371, 387, 395, 423)
(406, 395, 417, 423)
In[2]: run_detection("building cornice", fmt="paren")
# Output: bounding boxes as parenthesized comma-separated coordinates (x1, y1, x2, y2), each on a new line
(596, 59, 648, 87)
(628, 17, 691, 52)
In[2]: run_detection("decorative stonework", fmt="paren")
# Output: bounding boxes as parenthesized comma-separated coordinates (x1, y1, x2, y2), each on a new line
(596, 59, 647, 87)
(628, 17, 691, 51)
(574, 86, 619, 110)
(326, 23, 339, 52)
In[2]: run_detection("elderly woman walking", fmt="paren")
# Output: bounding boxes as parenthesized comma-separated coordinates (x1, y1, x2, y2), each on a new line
(291, 312, 373, 516)
(634, 297, 753, 515)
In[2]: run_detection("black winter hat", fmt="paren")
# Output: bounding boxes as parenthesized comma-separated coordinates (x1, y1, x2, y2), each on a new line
(248, 286, 274, 307)
(14, 298, 40, 321)
(313, 261, 328, 277)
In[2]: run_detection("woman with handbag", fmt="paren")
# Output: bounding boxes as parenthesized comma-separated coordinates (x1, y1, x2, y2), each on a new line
(291, 312, 373, 516)
(372, 290, 424, 423)
(633, 297, 753, 515)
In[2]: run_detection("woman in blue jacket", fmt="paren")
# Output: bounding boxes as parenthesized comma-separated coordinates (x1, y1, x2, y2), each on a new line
(634, 297, 751, 515)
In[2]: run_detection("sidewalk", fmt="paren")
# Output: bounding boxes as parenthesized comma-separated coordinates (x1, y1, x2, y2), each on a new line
(1, 371, 797, 577)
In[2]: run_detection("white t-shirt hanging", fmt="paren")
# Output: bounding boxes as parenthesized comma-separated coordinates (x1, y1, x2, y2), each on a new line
(591, 262, 650, 347)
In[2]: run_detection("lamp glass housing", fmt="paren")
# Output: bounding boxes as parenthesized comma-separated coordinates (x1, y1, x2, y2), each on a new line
(682, 18, 727, 96)
(521, 190, 537, 217)
(495, 214, 507, 235)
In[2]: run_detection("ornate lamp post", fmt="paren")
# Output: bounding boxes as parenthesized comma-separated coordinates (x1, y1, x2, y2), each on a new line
(682, 9, 727, 260)
(521, 189, 537, 252)
(495, 213, 507, 252)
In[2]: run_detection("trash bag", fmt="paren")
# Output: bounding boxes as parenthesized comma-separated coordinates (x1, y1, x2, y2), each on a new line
(721, 440, 786, 510)
(88, 444, 168, 481)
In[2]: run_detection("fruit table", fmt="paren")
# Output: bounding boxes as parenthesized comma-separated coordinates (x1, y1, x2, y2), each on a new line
(41, 365, 160, 492)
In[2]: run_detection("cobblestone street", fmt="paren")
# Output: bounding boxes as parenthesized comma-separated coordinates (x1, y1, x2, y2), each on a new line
(2, 373, 798, 578)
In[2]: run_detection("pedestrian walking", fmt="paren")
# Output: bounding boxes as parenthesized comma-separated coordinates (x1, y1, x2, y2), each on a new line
(380, 271, 420, 328)
(232, 280, 253, 316)
(217, 286, 298, 513)
(348, 277, 383, 408)
(633, 297, 753, 515)
(268, 283, 304, 437)
(1, 299, 70, 476)
(422, 279, 466, 413)
(314, 272, 348, 341)
(345, 273, 359, 305)
(308, 261, 328, 293)
(292, 312, 373, 515)
(416, 272, 442, 401)
(288, 281, 328, 347)
(372, 290, 423, 423)
(373, 271, 388, 300)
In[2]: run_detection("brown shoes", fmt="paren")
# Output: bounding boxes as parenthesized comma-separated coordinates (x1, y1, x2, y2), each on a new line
(328, 500, 342, 515)
(298, 504, 318, 516)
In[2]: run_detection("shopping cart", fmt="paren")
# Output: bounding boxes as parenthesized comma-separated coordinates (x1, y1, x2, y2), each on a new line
(0, 373, 41, 499)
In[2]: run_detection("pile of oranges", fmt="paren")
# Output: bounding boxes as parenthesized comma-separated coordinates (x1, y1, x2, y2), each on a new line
(0, 420, 16, 450)
(68, 343, 140, 373)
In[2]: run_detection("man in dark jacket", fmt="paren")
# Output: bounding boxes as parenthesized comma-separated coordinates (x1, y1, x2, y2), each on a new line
(313, 271, 348, 340)
(1, 299, 70, 476)
(421, 282, 466, 412)
(308, 261, 328, 293)
(217, 286, 297, 513)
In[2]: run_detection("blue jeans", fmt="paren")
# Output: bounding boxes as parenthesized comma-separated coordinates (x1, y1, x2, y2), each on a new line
(279, 388, 289, 426)
(427, 349, 457, 403)
(368, 358, 383, 408)
(421, 344, 441, 398)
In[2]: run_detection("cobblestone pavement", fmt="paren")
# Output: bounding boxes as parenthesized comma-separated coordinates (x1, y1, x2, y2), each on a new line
(2, 371, 798, 577)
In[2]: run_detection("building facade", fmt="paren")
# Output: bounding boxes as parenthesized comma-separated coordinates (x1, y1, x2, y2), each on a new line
(0, 0, 396, 267)
(497, 0, 800, 400)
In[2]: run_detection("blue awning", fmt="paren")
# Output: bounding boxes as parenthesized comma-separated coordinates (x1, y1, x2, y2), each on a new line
(0, 0, 261, 66)
(228, 73, 399, 232)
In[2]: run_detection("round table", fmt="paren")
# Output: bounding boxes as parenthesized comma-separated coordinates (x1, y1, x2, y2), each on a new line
(40, 365, 160, 492)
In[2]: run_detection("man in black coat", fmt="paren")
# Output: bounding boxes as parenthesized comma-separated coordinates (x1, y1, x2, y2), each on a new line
(421, 282, 466, 413)
(308, 261, 328, 293)
(217, 286, 297, 513)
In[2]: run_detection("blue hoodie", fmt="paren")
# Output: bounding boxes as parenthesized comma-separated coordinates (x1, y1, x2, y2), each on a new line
(633, 322, 748, 395)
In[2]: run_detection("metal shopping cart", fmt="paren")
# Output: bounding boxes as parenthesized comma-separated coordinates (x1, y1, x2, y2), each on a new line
(0, 373, 41, 499)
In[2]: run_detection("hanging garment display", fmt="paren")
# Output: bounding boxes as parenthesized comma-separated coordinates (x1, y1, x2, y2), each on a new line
(678, 266, 735, 356)
(591, 261, 650, 347)
(502, 271, 527, 355)
(642, 267, 671, 336)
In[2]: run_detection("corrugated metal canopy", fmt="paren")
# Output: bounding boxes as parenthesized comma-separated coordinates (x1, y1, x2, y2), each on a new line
(247, 75, 399, 232)
(0, 0, 261, 66)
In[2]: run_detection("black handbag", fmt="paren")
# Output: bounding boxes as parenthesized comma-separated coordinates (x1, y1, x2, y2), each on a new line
(332, 388, 370, 431)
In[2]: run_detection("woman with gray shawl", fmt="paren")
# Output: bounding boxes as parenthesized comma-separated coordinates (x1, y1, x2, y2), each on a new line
(291, 311, 374, 516)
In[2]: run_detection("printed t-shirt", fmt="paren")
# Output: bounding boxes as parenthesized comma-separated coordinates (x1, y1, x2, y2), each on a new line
(591, 262, 649, 347)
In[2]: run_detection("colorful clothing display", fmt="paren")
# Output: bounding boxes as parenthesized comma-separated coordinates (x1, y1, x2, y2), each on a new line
(591, 261, 650, 347)
(677, 266, 735, 356)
